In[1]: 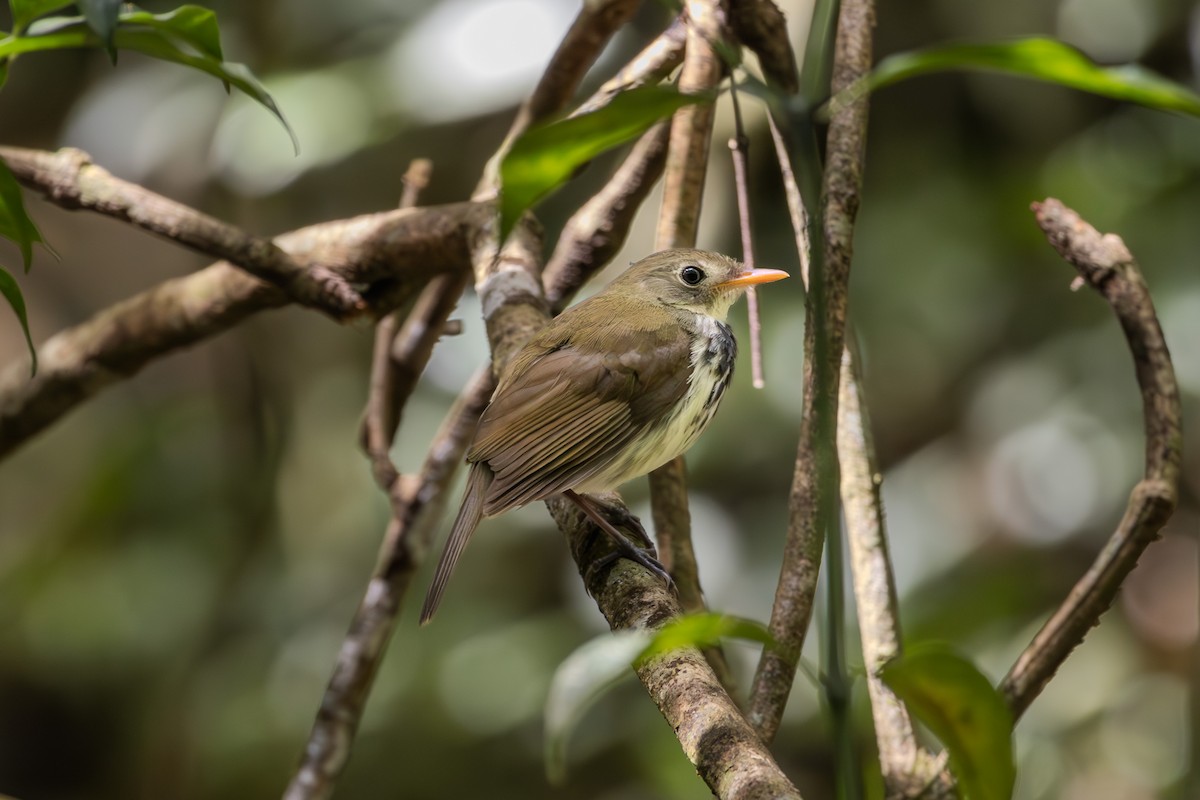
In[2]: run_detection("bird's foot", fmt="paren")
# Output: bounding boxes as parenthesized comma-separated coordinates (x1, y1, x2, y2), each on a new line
(564, 490, 674, 591)
(584, 537, 675, 590)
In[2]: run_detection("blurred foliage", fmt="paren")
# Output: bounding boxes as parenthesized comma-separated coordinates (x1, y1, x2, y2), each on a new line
(0, 1, 1197, 799)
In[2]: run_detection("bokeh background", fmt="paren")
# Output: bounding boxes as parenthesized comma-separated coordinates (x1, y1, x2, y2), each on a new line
(1, 0, 1198, 798)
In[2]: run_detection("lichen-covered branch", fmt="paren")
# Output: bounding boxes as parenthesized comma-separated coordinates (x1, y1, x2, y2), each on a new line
(549, 497, 803, 799)
(1003, 199, 1181, 718)
(749, 0, 874, 743)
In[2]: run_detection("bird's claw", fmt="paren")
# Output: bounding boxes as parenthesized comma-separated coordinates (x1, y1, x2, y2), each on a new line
(584, 536, 675, 592)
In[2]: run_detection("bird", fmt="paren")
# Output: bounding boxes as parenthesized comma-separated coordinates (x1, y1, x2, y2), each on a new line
(419, 248, 788, 623)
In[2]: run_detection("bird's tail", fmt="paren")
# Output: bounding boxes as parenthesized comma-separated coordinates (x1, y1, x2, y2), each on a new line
(420, 464, 491, 625)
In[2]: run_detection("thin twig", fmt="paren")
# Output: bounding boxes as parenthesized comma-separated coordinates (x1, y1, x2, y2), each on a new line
(286, 162, 478, 800)
(284, 368, 493, 800)
(0, 198, 492, 460)
(0, 146, 365, 318)
(769, 97, 928, 792)
(727, 84, 766, 388)
(1003, 199, 1181, 717)
(648, 0, 738, 696)
(748, 0, 874, 743)
(360, 159, 441, 491)
(572, 17, 689, 117)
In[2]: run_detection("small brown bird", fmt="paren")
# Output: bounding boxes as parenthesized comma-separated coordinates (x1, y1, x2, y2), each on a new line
(420, 249, 788, 623)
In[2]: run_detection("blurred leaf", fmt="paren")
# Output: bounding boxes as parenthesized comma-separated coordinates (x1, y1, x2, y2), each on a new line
(544, 613, 770, 783)
(1, 8, 297, 152)
(841, 37, 1200, 118)
(119, 5, 223, 61)
(0, 265, 36, 375)
(78, 0, 120, 59)
(544, 630, 649, 785)
(0, 156, 47, 272)
(881, 644, 1015, 800)
(9, 0, 73, 33)
(635, 612, 773, 664)
(499, 84, 712, 241)
(115, 30, 297, 153)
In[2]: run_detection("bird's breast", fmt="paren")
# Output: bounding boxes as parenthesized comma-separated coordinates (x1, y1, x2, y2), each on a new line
(576, 316, 736, 493)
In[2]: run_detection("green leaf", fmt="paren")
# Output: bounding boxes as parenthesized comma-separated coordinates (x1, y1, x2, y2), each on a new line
(9, 0, 73, 33)
(544, 630, 649, 785)
(0, 10, 298, 152)
(635, 612, 773, 664)
(544, 613, 770, 784)
(499, 84, 713, 241)
(0, 156, 47, 272)
(115, 29, 297, 153)
(118, 5, 223, 61)
(844, 37, 1200, 118)
(880, 644, 1015, 800)
(0, 265, 37, 375)
(78, 0, 121, 60)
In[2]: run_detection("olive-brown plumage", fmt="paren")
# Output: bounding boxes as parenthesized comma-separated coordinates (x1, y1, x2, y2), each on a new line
(420, 249, 787, 623)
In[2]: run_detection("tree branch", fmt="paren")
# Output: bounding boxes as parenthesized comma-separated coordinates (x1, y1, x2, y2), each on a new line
(1002, 199, 1181, 718)
(749, 0, 875, 742)
(548, 496, 804, 799)
(767, 109, 929, 791)
(0, 146, 365, 317)
(0, 198, 491, 459)
(284, 367, 493, 800)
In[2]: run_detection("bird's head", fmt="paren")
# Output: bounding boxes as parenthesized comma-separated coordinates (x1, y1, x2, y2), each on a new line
(615, 248, 789, 320)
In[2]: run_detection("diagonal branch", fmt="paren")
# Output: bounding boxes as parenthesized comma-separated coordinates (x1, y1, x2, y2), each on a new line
(749, 0, 875, 743)
(475, 0, 642, 199)
(0, 197, 492, 459)
(1003, 199, 1181, 718)
(573, 17, 689, 117)
(549, 495, 803, 799)
(0, 146, 364, 318)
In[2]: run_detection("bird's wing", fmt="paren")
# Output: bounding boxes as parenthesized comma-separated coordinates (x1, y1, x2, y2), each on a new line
(469, 325, 690, 516)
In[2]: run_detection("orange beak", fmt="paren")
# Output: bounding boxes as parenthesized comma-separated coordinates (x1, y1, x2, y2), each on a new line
(717, 268, 790, 289)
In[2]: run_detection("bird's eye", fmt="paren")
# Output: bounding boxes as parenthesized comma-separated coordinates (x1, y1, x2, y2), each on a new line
(680, 265, 705, 286)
